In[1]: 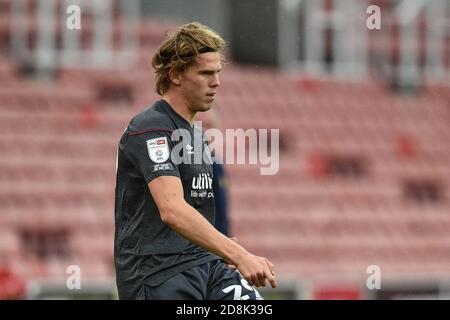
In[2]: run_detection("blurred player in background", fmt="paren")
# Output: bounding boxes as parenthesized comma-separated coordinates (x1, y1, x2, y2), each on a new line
(114, 22, 276, 300)
(195, 108, 230, 237)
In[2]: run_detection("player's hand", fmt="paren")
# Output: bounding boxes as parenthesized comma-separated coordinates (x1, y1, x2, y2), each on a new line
(235, 254, 277, 288)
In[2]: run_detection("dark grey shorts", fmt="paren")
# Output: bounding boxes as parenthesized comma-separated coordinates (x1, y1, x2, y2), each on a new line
(143, 260, 264, 300)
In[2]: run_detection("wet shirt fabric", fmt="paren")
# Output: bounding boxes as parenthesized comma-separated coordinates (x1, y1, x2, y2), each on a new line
(114, 99, 219, 299)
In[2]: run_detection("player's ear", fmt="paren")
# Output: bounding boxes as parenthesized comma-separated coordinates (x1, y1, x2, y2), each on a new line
(169, 68, 181, 86)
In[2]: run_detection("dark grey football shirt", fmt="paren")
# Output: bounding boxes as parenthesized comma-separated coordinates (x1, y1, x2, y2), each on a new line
(114, 99, 220, 299)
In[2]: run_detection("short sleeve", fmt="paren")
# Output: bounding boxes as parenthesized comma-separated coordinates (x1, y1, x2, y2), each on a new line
(124, 130, 180, 184)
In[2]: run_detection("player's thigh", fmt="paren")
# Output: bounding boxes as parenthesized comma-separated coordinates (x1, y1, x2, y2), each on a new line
(207, 261, 263, 300)
(143, 272, 204, 300)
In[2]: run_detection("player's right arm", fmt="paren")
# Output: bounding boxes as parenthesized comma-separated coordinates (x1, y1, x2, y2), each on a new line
(148, 175, 277, 288)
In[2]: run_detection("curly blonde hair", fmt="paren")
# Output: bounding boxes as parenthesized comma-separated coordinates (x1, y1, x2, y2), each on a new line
(151, 22, 226, 95)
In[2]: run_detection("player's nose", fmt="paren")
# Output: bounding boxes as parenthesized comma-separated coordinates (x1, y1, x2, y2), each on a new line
(210, 74, 220, 87)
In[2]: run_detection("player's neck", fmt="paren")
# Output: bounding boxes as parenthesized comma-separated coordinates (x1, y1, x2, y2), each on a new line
(162, 94, 196, 125)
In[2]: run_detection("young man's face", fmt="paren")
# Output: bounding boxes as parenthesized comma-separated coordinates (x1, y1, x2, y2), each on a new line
(179, 51, 222, 113)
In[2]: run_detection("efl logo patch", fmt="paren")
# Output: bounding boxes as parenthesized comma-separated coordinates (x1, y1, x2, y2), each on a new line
(147, 137, 170, 164)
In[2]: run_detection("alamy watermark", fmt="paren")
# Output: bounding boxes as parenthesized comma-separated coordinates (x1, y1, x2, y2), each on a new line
(65, 3, 381, 31)
(158, 121, 280, 176)
(366, 265, 381, 290)
(366, 5, 381, 30)
(66, 5, 81, 30)
(66, 265, 81, 290)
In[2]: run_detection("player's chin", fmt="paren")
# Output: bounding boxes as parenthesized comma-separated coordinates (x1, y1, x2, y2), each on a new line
(198, 102, 213, 112)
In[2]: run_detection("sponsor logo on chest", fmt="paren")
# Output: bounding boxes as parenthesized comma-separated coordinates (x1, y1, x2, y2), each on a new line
(192, 173, 213, 190)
